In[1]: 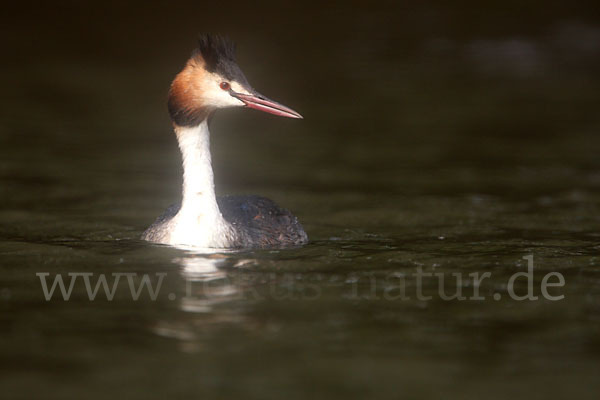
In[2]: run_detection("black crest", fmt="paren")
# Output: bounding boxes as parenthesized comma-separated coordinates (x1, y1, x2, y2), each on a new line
(195, 34, 249, 85)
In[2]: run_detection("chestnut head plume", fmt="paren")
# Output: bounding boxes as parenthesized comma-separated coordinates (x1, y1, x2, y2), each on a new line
(168, 34, 302, 127)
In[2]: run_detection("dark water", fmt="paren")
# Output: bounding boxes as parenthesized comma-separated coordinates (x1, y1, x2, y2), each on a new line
(2, 1, 600, 398)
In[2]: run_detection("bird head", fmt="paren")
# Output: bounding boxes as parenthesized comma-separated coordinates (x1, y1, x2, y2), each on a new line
(168, 34, 302, 127)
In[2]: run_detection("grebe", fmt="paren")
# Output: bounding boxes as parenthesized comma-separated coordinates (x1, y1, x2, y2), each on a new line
(142, 34, 308, 249)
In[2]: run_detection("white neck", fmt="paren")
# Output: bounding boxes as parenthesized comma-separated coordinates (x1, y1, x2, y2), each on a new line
(177, 121, 219, 215)
(169, 121, 234, 248)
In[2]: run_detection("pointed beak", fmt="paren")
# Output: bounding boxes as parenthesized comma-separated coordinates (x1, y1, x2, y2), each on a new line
(231, 91, 303, 119)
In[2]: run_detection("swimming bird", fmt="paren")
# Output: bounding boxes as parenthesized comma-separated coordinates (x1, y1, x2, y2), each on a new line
(142, 34, 308, 249)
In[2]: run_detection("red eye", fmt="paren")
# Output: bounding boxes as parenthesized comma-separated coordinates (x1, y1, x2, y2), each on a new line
(220, 82, 230, 90)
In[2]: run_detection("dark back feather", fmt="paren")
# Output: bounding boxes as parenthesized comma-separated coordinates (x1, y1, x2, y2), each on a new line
(218, 195, 308, 248)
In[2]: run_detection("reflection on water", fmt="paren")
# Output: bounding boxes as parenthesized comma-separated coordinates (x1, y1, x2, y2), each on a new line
(177, 253, 242, 313)
(153, 251, 264, 352)
(153, 253, 239, 345)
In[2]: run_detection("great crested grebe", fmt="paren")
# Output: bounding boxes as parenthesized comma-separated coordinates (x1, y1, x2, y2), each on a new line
(142, 34, 308, 249)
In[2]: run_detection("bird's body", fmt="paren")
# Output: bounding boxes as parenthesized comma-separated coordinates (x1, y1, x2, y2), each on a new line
(142, 196, 308, 248)
(141, 35, 308, 249)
